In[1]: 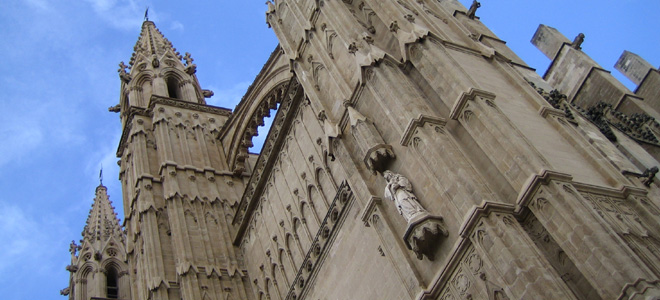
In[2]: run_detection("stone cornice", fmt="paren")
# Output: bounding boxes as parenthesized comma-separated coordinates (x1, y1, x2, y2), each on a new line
(116, 95, 231, 157)
(148, 95, 231, 116)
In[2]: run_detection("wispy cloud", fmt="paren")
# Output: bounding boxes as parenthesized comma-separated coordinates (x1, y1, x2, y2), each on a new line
(170, 21, 184, 32)
(0, 91, 85, 167)
(24, 0, 51, 10)
(83, 0, 146, 31)
(0, 201, 70, 274)
(205, 81, 252, 109)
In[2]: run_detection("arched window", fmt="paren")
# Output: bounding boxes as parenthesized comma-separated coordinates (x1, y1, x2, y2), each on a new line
(106, 266, 119, 299)
(166, 76, 181, 99)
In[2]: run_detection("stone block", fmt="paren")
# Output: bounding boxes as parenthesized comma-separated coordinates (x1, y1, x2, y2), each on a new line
(531, 24, 571, 60)
(615, 50, 655, 86)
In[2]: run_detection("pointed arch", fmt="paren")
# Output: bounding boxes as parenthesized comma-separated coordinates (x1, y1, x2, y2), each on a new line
(225, 79, 290, 175)
(292, 217, 311, 251)
(160, 69, 188, 100)
(299, 201, 320, 234)
(277, 248, 292, 285)
(308, 184, 328, 213)
(315, 167, 336, 205)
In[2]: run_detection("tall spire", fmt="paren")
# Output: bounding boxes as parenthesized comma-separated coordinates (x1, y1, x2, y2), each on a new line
(127, 20, 182, 72)
(63, 184, 130, 299)
(81, 185, 122, 245)
(113, 18, 210, 121)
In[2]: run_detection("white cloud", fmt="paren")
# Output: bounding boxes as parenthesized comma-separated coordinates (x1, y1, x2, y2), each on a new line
(0, 93, 85, 167)
(0, 201, 69, 274)
(84, 0, 146, 31)
(170, 20, 184, 32)
(24, 0, 50, 10)
(205, 81, 252, 109)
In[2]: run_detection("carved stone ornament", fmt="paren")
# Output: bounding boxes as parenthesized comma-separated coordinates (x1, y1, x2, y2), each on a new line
(403, 214, 448, 261)
(346, 104, 395, 173)
(571, 33, 585, 50)
(383, 170, 448, 260)
(364, 144, 395, 173)
(383, 170, 426, 222)
(118, 61, 132, 83)
(467, 0, 481, 19)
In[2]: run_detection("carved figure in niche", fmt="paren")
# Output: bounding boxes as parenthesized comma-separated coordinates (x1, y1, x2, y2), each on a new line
(571, 33, 585, 50)
(467, 1, 481, 19)
(383, 170, 427, 223)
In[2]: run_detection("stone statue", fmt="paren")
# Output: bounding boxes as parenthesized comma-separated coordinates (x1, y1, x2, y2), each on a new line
(467, 0, 481, 19)
(571, 33, 585, 50)
(383, 170, 427, 223)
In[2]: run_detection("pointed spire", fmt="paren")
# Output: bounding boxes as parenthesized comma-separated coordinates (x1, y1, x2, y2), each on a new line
(81, 184, 122, 245)
(128, 20, 182, 71)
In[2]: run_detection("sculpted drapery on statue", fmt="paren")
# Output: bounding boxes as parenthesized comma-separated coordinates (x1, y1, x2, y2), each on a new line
(383, 170, 427, 223)
(384, 170, 448, 261)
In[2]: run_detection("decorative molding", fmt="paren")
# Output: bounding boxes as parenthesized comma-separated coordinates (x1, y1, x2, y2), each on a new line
(458, 202, 516, 239)
(449, 88, 496, 120)
(400, 114, 447, 146)
(286, 182, 354, 300)
(403, 214, 448, 260)
(233, 78, 303, 244)
(514, 169, 573, 211)
(360, 196, 382, 227)
(116, 95, 231, 157)
(538, 106, 566, 118)
(148, 95, 231, 116)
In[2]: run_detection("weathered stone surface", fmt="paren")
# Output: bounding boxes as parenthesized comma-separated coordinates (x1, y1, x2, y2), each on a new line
(65, 2, 660, 300)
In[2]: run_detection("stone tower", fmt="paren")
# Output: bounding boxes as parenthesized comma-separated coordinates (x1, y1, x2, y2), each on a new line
(113, 20, 254, 300)
(63, 184, 130, 300)
(64, 1, 660, 299)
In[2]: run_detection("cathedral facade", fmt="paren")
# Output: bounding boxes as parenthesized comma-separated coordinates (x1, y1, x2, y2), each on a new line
(63, 0, 660, 299)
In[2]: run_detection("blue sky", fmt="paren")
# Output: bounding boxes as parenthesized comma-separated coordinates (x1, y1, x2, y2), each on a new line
(0, 1, 657, 299)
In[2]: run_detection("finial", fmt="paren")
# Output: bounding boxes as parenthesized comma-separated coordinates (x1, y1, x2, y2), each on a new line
(118, 61, 131, 83)
(99, 167, 103, 186)
(183, 52, 194, 66)
(571, 33, 585, 50)
(144, 6, 149, 21)
(467, 0, 481, 19)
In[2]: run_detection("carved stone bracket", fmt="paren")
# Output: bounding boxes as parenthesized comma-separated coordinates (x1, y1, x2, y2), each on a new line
(364, 144, 395, 173)
(185, 64, 197, 75)
(65, 264, 79, 273)
(345, 103, 395, 173)
(403, 213, 448, 261)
